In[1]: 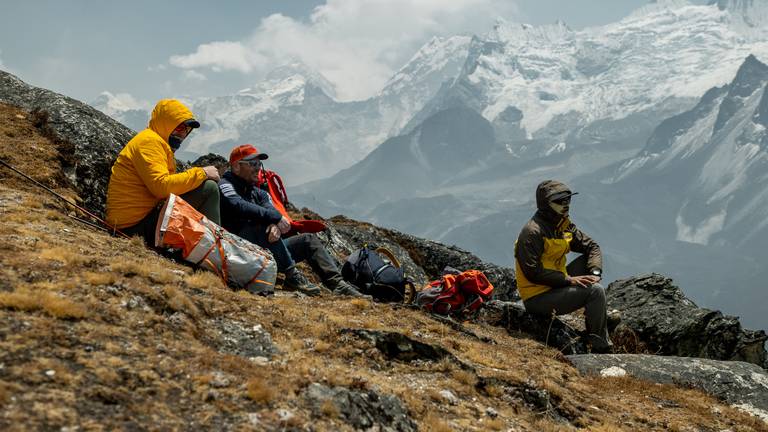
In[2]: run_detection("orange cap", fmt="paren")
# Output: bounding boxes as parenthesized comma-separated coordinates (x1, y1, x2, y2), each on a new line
(229, 144, 269, 165)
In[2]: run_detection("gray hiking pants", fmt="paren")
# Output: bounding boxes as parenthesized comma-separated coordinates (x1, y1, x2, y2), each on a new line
(523, 255, 613, 351)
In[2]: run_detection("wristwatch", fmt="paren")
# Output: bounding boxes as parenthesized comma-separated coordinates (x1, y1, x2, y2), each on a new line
(591, 269, 602, 277)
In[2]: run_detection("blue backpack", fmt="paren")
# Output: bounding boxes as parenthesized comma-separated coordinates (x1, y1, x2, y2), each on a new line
(342, 246, 415, 303)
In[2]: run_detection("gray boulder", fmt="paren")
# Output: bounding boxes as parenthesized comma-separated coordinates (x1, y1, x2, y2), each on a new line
(607, 274, 767, 368)
(568, 353, 768, 423)
(303, 383, 417, 431)
(0, 69, 134, 213)
(478, 300, 588, 354)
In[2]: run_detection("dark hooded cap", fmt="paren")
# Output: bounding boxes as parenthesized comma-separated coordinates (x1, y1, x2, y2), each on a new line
(535, 180, 578, 210)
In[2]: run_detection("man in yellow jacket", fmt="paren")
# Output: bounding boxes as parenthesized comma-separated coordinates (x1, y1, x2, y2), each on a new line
(106, 99, 221, 244)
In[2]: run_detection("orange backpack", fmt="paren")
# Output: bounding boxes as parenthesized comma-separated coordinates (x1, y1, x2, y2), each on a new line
(257, 168, 327, 235)
(416, 269, 494, 318)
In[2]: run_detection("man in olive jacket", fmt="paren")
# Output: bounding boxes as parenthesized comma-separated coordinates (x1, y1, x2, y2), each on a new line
(514, 180, 612, 352)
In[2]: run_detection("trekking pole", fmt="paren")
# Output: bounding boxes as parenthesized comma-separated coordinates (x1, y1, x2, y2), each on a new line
(0, 157, 129, 238)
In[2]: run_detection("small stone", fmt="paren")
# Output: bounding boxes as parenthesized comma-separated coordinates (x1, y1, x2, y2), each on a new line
(250, 356, 269, 366)
(485, 407, 498, 418)
(439, 389, 459, 405)
(247, 413, 260, 426)
(45, 370, 56, 377)
(171, 270, 186, 277)
(126, 296, 143, 310)
(277, 408, 295, 423)
(210, 371, 230, 388)
(204, 390, 218, 402)
(600, 366, 627, 377)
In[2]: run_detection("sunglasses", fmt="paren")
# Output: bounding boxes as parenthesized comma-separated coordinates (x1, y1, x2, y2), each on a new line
(239, 159, 263, 169)
(173, 124, 193, 135)
(551, 196, 571, 205)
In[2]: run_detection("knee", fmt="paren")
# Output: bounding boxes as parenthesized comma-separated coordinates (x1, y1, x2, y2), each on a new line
(306, 234, 323, 248)
(201, 180, 219, 198)
(589, 283, 606, 302)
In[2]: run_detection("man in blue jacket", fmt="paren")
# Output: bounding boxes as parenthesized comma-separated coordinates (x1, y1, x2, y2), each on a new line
(219, 144, 368, 298)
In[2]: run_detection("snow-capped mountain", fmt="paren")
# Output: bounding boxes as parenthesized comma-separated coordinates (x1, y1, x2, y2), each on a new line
(92, 37, 471, 184)
(610, 54, 768, 249)
(408, 0, 768, 157)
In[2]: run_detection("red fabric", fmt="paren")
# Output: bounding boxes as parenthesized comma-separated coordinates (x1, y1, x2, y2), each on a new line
(258, 169, 327, 234)
(419, 270, 494, 316)
(290, 219, 327, 234)
(456, 270, 494, 297)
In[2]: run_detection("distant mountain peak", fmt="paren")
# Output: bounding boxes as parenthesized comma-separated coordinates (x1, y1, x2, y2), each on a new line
(264, 61, 337, 99)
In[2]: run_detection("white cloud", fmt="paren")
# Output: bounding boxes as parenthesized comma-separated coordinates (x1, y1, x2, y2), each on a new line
(183, 70, 208, 81)
(169, 0, 519, 100)
(96, 91, 151, 114)
(147, 63, 167, 72)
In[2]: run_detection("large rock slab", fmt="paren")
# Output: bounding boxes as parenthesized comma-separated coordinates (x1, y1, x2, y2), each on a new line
(0, 70, 134, 213)
(607, 274, 767, 368)
(478, 300, 588, 354)
(568, 353, 768, 423)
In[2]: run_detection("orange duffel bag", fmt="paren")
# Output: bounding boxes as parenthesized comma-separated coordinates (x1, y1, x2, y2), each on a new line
(154, 194, 277, 295)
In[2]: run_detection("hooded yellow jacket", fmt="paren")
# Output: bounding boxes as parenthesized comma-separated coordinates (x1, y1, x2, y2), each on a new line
(106, 99, 206, 229)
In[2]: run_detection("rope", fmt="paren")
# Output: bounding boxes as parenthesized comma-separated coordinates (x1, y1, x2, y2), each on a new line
(0, 157, 129, 238)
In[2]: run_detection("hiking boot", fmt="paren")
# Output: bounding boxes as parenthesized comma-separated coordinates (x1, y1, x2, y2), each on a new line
(283, 267, 322, 296)
(327, 277, 372, 299)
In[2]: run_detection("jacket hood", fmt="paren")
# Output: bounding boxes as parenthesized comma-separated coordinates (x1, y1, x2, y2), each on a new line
(148, 99, 197, 144)
(535, 180, 574, 210)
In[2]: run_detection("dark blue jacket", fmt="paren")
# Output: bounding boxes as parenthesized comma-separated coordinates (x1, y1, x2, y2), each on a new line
(219, 170, 282, 233)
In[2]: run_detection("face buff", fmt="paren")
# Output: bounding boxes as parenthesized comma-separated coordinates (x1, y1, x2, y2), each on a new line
(168, 124, 192, 152)
(548, 194, 571, 216)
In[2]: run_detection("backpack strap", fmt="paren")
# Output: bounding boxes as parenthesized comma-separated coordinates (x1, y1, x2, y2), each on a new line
(375, 246, 400, 268)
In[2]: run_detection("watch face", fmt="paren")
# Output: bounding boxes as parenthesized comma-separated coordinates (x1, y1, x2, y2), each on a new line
(592, 270, 602, 276)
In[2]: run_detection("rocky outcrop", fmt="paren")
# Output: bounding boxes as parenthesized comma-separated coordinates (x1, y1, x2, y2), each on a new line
(320, 216, 519, 301)
(478, 300, 588, 354)
(303, 383, 417, 431)
(567, 354, 768, 423)
(0, 70, 134, 213)
(607, 274, 767, 368)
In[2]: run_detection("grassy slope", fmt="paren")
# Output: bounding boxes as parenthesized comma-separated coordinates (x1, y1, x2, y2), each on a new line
(0, 102, 765, 431)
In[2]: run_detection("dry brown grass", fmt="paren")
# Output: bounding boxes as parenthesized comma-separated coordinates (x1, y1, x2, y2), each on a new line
(39, 247, 89, 266)
(0, 289, 88, 319)
(82, 271, 117, 286)
(422, 413, 454, 432)
(320, 399, 340, 418)
(163, 285, 200, 318)
(185, 270, 225, 290)
(246, 377, 275, 404)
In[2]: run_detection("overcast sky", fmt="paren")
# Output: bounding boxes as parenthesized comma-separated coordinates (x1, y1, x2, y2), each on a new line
(0, 0, 710, 107)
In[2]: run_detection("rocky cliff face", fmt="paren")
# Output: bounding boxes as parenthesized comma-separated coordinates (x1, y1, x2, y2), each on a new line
(0, 71, 134, 212)
(607, 274, 767, 368)
(0, 70, 134, 214)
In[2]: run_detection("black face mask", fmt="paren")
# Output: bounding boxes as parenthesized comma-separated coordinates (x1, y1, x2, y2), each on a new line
(168, 134, 183, 151)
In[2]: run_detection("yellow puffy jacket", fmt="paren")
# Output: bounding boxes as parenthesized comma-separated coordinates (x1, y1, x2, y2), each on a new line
(106, 99, 206, 229)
